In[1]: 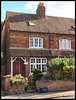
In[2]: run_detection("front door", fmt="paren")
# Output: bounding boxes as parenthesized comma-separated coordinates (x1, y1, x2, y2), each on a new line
(13, 62, 19, 76)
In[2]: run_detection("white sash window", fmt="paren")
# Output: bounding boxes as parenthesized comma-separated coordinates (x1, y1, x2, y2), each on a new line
(29, 37, 43, 48)
(59, 39, 71, 49)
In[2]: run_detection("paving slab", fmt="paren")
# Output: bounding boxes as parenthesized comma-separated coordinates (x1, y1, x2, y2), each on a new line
(1, 90, 75, 99)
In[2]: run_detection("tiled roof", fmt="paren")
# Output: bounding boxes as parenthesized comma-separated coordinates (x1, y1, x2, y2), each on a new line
(9, 49, 57, 57)
(6, 11, 75, 34)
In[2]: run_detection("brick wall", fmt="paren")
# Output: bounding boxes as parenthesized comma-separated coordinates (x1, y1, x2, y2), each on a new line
(36, 80, 75, 92)
(1, 75, 25, 95)
(10, 31, 75, 50)
(1, 65, 5, 75)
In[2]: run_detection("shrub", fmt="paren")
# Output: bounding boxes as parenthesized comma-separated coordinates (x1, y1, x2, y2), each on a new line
(67, 58, 75, 66)
(47, 57, 75, 81)
(33, 69, 43, 81)
(29, 69, 43, 90)
(48, 57, 67, 71)
(52, 70, 62, 80)
(43, 72, 52, 80)
(10, 74, 25, 85)
(62, 66, 75, 81)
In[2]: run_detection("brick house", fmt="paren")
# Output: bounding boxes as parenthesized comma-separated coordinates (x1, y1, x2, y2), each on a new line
(1, 2, 75, 79)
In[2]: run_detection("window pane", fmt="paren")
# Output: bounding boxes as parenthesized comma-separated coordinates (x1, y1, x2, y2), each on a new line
(64, 40, 66, 48)
(31, 64, 35, 72)
(31, 59, 35, 63)
(67, 40, 71, 49)
(30, 38, 33, 47)
(36, 64, 41, 70)
(42, 65, 46, 72)
(59, 39, 62, 49)
(35, 38, 38, 47)
(36, 59, 41, 63)
(39, 38, 42, 47)
(42, 59, 46, 63)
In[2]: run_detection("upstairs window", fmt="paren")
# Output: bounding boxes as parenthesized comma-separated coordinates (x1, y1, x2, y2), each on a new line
(29, 37, 43, 48)
(59, 39, 71, 49)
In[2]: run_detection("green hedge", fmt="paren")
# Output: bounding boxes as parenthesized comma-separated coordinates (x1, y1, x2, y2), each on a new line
(44, 57, 75, 81)
(62, 66, 75, 81)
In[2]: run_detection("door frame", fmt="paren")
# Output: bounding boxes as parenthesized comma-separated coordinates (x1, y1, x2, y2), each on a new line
(11, 57, 28, 76)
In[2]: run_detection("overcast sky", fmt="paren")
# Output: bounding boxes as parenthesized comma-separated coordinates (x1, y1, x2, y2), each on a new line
(1, 1, 75, 22)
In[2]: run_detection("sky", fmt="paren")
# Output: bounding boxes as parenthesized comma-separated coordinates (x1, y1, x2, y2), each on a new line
(1, 1, 75, 22)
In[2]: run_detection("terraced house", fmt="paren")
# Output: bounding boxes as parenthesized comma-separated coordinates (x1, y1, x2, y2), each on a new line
(1, 2, 75, 80)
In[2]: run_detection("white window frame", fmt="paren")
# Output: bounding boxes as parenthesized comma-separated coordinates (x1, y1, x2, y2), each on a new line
(29, 37, 43, 48)
(30, 58, 47, 74)
(59, 39, 71, 49)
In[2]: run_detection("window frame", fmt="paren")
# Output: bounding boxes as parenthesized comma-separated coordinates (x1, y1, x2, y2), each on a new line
(30, 58, 47, 74)
(29, 37, 43, 48)
(59, 39, 71, 49)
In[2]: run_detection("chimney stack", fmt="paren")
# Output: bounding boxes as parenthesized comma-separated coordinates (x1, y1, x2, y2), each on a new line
(36, 2, 45, 18)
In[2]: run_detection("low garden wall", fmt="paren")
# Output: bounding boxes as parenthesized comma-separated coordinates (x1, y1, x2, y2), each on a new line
(1, 75, 25, 95)
(36, 80, 75, 92)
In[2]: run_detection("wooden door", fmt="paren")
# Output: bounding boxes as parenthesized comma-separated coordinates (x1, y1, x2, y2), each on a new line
(13, 62, 19, 76)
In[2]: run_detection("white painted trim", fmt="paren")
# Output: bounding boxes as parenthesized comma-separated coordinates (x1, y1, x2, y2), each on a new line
(11, 57, 13, 76)
(21, 57, 28, 64)
(30, 58, 47, 74)
(12, 57, 17, 62)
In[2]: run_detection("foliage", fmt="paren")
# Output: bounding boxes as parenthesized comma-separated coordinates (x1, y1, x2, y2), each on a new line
(29, 69, 43, 90)
(33, 69, 43, 81)
(43, 72, 52, 80)
(10, 74, 29, 91)
(24, 77, 29, 91)
(1, 52, 3, 58)
(47, 57, 68, 71)
(10, 74, 25, 85)
(62, 66, 75, 81)
(67, 58, 75, 66)
(46, 57, 75, 81)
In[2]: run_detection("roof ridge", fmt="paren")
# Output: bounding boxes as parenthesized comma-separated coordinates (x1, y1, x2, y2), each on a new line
(6, 11, 37, 15)
(46, 15, 75, 20)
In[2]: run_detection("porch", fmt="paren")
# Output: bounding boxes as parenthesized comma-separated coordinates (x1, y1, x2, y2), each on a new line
(11, 57, 28, 77)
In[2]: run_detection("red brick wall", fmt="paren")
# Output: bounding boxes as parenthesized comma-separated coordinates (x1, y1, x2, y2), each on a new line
(1, 76, 25, 95)
(20, 59, 25, 77)
(36, 80, 75, 92)
(49, 34, 75, 49)
(10, 31, 75, 50)
(1, 65, 5, 75)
